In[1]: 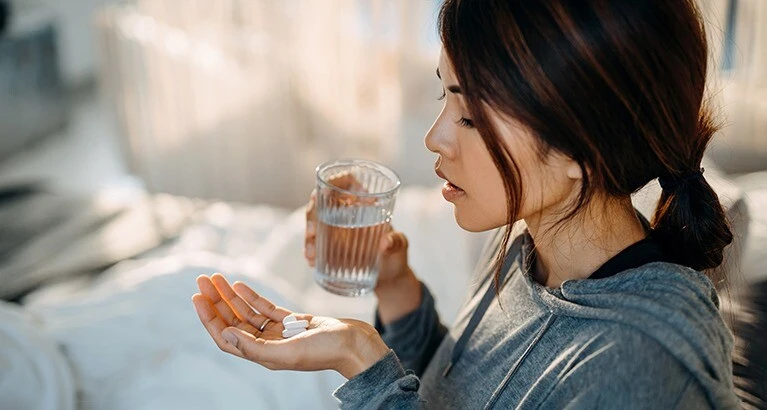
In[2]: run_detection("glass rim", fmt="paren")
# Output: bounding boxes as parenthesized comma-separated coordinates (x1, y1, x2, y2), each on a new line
(315, 158, 401, 198)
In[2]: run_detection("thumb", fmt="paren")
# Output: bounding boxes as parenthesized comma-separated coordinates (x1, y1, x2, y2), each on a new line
(220, 327, 275, 365)
(381, 231, 408, 255)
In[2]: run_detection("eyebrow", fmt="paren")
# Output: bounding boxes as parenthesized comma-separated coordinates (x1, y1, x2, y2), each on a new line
(436, 67, 463, 95)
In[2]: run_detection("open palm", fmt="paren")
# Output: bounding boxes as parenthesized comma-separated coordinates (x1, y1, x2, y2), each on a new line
(191, 273, 386, 376)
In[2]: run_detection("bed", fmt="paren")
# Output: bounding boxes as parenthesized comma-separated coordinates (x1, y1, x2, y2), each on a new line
(0, 183, 486, 410)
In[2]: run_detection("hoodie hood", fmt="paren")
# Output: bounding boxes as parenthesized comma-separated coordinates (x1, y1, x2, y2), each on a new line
(528, 260, 739, 408)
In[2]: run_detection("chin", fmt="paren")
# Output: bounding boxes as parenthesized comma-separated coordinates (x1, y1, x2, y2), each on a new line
(453, 207, 505, 233)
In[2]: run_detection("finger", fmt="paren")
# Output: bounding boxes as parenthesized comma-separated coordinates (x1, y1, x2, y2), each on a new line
(382, 230, 408, 254)
(306, 218, 316, 238)
(231, 281, 292, 322)
(326, 173, 374, 206)
(379, 234, 392, 253)
(305, 191, 317, 267)
(328, 172, 360, 190)
(378, 223, 394, 252)
(196, 275, 238, 326)
(191, 293, 244, 357)
(210, 273, 267, 332)
(304, 210, 316, 265)
(305, 189, 317, 226)
(221, 327, 296, 370)
(304, 242, 316, 266)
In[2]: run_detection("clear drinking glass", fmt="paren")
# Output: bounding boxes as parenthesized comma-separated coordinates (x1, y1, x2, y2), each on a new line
(314, 159, 401, 296)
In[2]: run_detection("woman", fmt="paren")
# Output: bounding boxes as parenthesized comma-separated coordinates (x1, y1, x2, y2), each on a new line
(192, 1, 741, 408)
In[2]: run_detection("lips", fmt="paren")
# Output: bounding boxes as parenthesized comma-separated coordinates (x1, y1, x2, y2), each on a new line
(435, 168, 463, 191)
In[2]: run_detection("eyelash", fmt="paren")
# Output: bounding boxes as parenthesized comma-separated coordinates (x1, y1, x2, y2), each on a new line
(437, 90, 446, 101)
(457, 117, 475, 128)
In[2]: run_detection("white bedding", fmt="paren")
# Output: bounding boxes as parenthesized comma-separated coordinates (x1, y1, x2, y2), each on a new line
(0, 301, 76, 410)
(17, 185, 481, 410)
(23, 254, 343, 410)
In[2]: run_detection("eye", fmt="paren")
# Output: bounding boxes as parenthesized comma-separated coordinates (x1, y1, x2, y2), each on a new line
(437, 89, 446, 101)
(457, 117, 475, 128)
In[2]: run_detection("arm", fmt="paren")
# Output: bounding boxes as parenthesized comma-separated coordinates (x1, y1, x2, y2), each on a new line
(374, 277, 448, 376)
(333, 350, 425, 409)
(332, 269, 439, 409)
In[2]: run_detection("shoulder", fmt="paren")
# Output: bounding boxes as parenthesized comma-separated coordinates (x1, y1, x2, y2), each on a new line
(537, 323, 706, 408)
(555, 320, 685, 373)
(559, 261, 722, 317)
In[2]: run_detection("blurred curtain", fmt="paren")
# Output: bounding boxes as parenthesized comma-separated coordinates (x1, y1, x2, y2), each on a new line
(701, 0, 767, 173)
(96, 0, 440, 208)
(96, 0, 767, 208)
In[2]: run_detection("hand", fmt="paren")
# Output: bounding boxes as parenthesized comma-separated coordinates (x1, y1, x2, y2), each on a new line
(304, 173, 412, 291)
(191, 273, 390, 379)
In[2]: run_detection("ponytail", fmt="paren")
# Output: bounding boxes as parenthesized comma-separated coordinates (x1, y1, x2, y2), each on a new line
(652, 107, 733, 282)
(651, 126, 734, 275)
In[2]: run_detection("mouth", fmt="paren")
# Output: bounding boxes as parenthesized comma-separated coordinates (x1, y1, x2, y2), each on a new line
(435, 168, 463, 191)
(435, 168, 466, 202)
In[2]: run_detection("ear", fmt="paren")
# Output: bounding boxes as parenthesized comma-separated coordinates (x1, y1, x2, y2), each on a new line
(565, 159, 583, 180)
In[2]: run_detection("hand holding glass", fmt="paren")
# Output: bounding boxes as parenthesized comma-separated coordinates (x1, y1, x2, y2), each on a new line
(310, 159, 401, 296)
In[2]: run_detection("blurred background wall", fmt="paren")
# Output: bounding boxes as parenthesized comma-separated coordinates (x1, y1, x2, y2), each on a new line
(0, 0, 765, 207)
(95, 0, 443, 207)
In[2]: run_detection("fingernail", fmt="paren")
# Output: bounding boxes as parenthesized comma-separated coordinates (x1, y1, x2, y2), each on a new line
(222, 329, 238, 345)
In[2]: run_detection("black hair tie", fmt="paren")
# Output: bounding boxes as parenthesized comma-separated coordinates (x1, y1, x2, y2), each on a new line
(658, 167, 705, 191)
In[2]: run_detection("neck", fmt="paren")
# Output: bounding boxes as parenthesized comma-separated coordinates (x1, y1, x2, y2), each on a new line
(524, 197, 647, 288)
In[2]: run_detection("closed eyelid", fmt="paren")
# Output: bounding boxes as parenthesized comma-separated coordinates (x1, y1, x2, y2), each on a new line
(447, 85, 462, 95)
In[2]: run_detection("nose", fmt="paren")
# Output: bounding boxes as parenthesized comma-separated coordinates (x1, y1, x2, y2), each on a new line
(424, 107, 456, 158)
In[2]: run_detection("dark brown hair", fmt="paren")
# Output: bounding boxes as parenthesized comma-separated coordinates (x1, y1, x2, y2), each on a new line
(438, 0, 733, 286)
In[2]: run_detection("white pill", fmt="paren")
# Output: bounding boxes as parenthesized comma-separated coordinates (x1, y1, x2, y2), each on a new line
(282, 327, 306, 338)
(283, 320, 309, 330)
(282, 314, 297, 324)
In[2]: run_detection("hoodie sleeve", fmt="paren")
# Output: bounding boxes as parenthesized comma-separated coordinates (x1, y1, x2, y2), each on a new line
(372, 282, 448, 376)
(332, 350, 426, 409)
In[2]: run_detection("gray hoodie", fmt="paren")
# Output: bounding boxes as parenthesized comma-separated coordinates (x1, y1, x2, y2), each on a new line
(333, 229, 740, 409)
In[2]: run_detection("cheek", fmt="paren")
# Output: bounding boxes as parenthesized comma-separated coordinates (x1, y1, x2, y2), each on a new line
(453, 133, 559, 231)
(507, 146, 552, 220)
(515, 152, 575, 220)
(452, 140, 509, 232)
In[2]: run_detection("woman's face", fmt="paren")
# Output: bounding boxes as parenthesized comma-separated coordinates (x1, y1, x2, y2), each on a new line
(425, 50, 581, 232)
